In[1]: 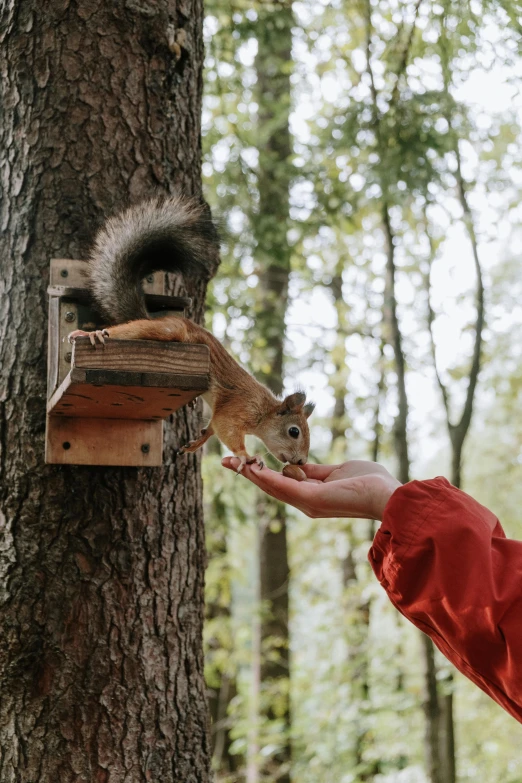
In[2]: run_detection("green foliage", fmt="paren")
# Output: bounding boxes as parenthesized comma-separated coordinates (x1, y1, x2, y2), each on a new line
(201, 0, 522, 780)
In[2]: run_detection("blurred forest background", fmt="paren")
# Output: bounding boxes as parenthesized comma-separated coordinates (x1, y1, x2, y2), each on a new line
(199, 0, 522, 781)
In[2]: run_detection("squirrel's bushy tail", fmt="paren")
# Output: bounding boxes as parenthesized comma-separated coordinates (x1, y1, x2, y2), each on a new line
(88, 195, 218, 324)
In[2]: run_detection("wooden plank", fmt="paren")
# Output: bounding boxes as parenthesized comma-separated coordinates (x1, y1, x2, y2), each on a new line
(47, 295, 60, 395)
(145, 293, 192, 313)
(49, 258, 166, 295)
(46, 260, 207, 465)
(47, 285, 190, 314)
(47, 372, 207, 419)
(70, 368, 209, 390)
(45, 415, 163, 466)
(72, 338, 210, 376)
(58, 300, 77, 387)
(49, 259, 89, 288)
(144, 273, 165, 296)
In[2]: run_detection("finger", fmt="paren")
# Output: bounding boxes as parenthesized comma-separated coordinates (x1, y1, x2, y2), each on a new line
(223, 459, 325, 511)
(222, 457, 321, 484)
(222, 457, 241, 471)
(300, 463, 342, 480)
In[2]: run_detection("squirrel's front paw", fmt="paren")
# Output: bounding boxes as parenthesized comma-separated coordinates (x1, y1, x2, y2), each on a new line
(68, 329, 110, 346)
(237, 455, 264, 473)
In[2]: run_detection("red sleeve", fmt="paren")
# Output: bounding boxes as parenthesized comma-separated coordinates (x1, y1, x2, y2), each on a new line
(369, 477, 522, 723)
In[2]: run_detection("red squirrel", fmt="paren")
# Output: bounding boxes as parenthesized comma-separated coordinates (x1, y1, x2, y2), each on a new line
(68, 196, 314, 471)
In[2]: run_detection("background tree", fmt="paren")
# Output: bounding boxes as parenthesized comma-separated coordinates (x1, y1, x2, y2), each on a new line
(0, 2, 218, 781)
(202, 0, 522, 780)
(250, 3, 295, 781)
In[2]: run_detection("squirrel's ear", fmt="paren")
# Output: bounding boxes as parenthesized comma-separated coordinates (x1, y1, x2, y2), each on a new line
(304, 401, 315, 419)
(278, 391, 306, 415)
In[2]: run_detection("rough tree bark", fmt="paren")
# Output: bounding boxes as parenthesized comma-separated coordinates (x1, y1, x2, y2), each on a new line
(205, 441, 241, 780)
(0, 2, 218, 782)
(250, 3, 294, 781)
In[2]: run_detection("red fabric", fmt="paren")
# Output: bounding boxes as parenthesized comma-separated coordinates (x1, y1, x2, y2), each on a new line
(369, 477, 522, 723)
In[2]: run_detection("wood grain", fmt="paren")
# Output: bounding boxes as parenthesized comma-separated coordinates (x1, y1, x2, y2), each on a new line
(46, 330, 210, 463)
(72, 337, 210, 376)
(48, 373, 207, 420)
(50, 258, 165, 295)
(45, 416, 163, 466)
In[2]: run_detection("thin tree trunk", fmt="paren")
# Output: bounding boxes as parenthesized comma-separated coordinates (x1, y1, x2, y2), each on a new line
(384, 208, 445, 782)
(423, 93, 485, 775)
(247, 608, 261, 783)
(340, 343, 385, 780)
(0, 3, 217, 781)
(363, 3, 446, 776)
(251, 4, 294, 780)
(381, 206, 410, 485)
(384, 202, 443, 783)
(421, 634, 442, 783)
(330, 265, 350, 445)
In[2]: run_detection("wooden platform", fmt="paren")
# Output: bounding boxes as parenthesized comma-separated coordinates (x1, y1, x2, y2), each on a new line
(45, 258, 210, 467)
(46, 339, 210, 466)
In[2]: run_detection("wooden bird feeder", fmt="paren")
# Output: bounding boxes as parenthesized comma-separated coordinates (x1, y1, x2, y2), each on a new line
(45, 259, 210, 466)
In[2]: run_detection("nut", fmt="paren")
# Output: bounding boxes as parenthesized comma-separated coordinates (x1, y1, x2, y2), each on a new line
(282, 464, 307, 482)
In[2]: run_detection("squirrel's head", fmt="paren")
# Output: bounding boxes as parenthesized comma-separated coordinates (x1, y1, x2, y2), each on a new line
(258, 392, 314, 465)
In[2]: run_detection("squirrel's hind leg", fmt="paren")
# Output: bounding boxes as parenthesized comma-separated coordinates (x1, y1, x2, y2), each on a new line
(179, 425, 214, 454)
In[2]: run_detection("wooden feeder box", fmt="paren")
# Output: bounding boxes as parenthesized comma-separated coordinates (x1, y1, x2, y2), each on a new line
(45, 259, 210, 466)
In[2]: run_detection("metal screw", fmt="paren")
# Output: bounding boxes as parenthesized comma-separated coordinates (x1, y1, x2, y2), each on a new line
(141, 444, 150, 454)
(64, 351, 72, 363)
(65, 311, 75, 322)
(60, 269, 68, 278)
(62, 441, 71, 450)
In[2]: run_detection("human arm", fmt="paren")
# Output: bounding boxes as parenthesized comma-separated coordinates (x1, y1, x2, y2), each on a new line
(372, 477, 522, 723)
(223, 459, 522, 723)
(221, 458, 401, 520)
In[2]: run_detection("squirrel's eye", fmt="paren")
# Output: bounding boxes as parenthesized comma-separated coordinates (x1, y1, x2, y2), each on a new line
(288, 426, 300, 439)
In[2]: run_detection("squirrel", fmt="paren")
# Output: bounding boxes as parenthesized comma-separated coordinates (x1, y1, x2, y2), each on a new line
(68, 195, 314, 471)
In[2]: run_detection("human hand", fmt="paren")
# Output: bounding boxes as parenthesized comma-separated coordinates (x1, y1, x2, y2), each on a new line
(221, 459, 401, 520)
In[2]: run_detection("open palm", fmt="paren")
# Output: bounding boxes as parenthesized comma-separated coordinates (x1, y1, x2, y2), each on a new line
(221, 458, 401, 521)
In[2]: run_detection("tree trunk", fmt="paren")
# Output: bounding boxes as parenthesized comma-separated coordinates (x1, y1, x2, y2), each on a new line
(0, 3, 217, 781)
(330, 266, 350, 446)
(381, 206, 410, 486)
(382, 206, 445, 782)
(423, 96, 485, 780)
(205, 442, 241, 780)
(365, 2, 455, 775)
(439, 685, 456, 783)
(421, 634, 442, 783)
(251, 4, 294, 781)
